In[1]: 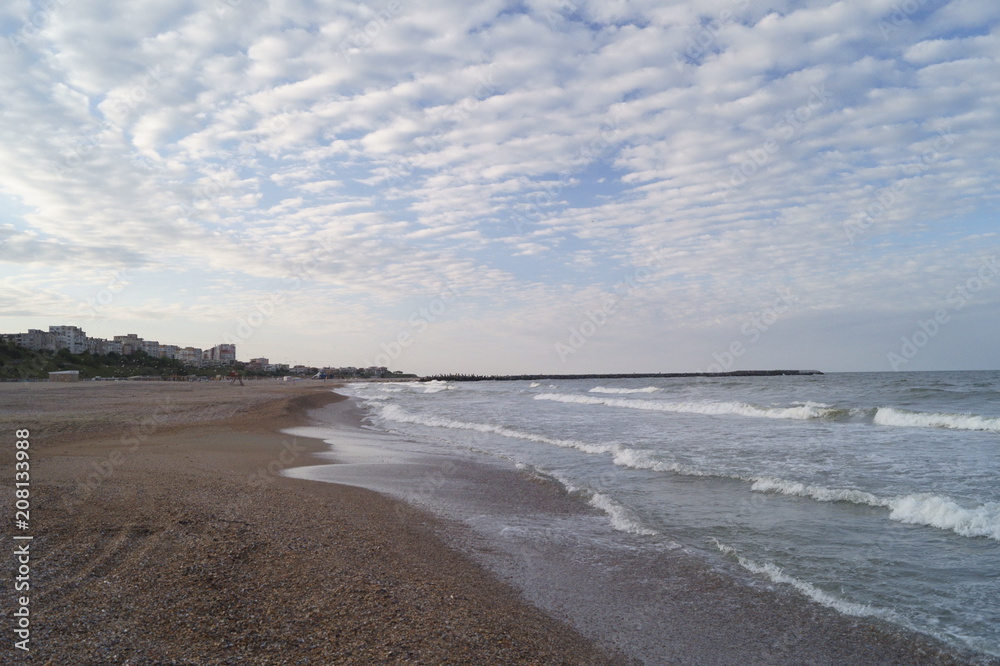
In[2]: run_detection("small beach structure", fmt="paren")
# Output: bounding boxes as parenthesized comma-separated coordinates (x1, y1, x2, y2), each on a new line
(48, 370, 80, 382)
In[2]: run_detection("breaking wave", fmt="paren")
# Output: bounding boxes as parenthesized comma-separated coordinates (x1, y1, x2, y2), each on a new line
(535, 393, 842, 421)
(712, 540, 885, 619)
(588, 492, 658, 536)
(589, 386, 660, 394)
(750, 477, 1000, 541)
(374, 404, 615, 455)
(609, 454, 1000, 542)
(874, 407, 1000, 432)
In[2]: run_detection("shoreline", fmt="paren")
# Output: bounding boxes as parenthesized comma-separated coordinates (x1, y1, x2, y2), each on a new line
(1, 382, 616, 664)
(2, 381, 993, 664)
(288, 388, 995, 665)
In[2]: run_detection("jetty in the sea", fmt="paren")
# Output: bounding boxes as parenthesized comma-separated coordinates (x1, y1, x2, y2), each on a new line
(420, 370, 823, 382)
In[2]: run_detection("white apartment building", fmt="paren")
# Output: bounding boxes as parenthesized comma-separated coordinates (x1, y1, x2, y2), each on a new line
(49, 325, 88, 354)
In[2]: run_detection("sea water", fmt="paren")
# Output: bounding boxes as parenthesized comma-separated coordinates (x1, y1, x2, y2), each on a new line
(305, 371, 1000, 658)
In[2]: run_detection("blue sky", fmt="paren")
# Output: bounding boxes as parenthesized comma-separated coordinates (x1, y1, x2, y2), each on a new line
(1, 0, 998, 374)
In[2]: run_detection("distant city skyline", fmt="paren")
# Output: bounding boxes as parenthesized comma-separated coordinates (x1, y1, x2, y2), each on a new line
(1, 324, 394, 374)
(2, 1, 999, 374)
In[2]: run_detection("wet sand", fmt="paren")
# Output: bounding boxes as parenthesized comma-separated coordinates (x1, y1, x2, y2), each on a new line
(0, 381, 616, 664)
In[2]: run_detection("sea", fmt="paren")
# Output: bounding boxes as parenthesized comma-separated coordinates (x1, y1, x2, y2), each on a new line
(286, 371, 1000, 661)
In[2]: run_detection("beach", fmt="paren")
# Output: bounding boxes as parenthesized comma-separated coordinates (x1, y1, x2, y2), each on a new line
(0, 380, 988, 664)
(0, 381, 614, 664)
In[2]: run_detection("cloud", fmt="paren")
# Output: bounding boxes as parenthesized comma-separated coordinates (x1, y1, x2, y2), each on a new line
(1, 0, 998, 373)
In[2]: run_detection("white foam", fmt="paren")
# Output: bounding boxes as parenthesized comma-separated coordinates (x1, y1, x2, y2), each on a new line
(375, 404, 616, 455)
(588, 492, 658, 536)
(712, 540, 883, 618)
(589, 386, 659, 394)
(611, 447, 713, 478)
(535, 393, 837, 421)
(613, 455, 1000, 541)
(751, 477, 1000, 541)
(750, 477, 889, 508)
(888, 494, 1000, 541)
(420, 381, 456, 394)
(874, 406, 1000, 432)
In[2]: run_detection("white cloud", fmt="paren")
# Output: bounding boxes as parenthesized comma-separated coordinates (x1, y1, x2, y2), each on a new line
(0, 0, 998, 373)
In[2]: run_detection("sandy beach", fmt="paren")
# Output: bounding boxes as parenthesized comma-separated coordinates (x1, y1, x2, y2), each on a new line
(0, 380, 989, 664)
(0, 381, 615, 664)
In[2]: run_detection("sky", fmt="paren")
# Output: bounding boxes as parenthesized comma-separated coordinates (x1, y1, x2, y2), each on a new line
(1, 0, 998, 375)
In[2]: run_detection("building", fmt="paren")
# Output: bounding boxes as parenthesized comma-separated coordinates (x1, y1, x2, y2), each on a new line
(49, 325, 88, 354)
(160, 345, 180, 360)
(86, 337, 109, 355)
(48, 370, 80, 382)
(141, 340, 160, 357)
(9, 329, 57, 352)
(178, 347, 203, 366)
(113, 334, 143, 355)
(203, 344, 237, 364)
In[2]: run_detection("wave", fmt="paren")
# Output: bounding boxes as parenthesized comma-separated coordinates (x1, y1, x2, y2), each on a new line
(374, 404, 616, 455)
(711, 540, 884, 619)
(536, 470, 658, 536)
(609, 452, 1000, 542)
(874, 406, 1000, 432)
(751, 477, 1000, 541)
(611, 447, 714, 478)
(588, 492, 658, 536)
(888, 495, 1000, 540)
(750, 477, 888, 507)
(535, 393, 843, 421)
(589, 386, 659, 394)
